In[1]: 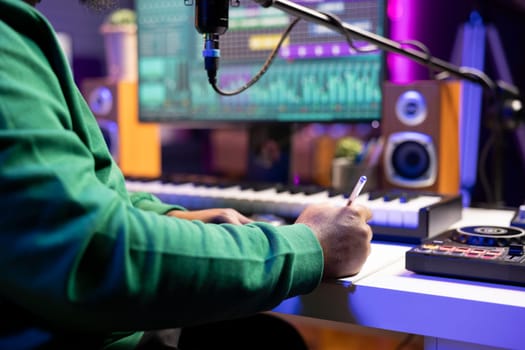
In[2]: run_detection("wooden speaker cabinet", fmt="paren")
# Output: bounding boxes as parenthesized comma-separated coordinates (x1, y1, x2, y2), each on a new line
(381, 80, 462, 194)
(81, 78, 161, 178)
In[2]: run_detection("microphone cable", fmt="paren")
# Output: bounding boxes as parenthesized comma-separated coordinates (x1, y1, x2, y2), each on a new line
(207, 17, 301, 96)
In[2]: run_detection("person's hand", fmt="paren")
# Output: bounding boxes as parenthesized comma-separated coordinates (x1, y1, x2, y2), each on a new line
(166, 208, 254, 225)
(295, 203, 373, 279)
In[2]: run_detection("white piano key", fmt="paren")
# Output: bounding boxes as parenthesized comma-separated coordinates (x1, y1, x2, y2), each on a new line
(364, 195, 390, 226)
(401, 195, 441, 228)
(125, 180, 451, 237)
(386, 198, 403, 226)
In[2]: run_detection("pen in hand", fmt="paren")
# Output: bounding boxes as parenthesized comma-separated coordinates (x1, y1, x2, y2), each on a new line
(347, 175, 367, 206)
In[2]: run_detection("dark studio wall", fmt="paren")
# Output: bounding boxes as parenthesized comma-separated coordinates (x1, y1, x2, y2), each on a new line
(36, 0, 134, 84)
(386, 0, 525, 208)
(469, 1, 525, 208)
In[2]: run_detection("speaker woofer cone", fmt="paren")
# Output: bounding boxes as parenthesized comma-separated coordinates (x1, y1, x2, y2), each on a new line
(391, 140, 430, 179)
(383, 131, 437, 188)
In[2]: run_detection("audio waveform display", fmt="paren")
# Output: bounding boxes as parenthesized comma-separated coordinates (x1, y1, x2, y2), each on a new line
(136, 0, 385, 124)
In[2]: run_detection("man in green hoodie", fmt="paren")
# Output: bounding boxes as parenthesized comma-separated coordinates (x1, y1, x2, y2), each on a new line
(0, 0, 373, 348)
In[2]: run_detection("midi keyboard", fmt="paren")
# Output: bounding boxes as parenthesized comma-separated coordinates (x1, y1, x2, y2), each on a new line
(126, 178, 463, 243)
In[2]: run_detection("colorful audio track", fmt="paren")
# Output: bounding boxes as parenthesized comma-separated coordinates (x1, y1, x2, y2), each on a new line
(190, 58, 382, 121)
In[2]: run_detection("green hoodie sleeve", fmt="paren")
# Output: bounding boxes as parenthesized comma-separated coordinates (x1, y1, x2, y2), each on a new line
(129, 191, 186, 214)
(0, 0, 323, 337)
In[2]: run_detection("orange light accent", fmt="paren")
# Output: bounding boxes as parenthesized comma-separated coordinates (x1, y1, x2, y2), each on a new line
(437, 81, 461, 194)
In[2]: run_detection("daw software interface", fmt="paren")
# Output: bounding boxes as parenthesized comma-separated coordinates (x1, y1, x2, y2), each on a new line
(136, 0, 385, 124)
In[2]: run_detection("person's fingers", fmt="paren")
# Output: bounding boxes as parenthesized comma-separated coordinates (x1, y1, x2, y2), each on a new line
(350, 203, 373, 222)
(237, 214, 254, 225)
(218, 209, 254, 225)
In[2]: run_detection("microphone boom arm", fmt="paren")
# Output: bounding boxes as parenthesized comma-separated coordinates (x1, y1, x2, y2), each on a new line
(253, 0, 520, 97)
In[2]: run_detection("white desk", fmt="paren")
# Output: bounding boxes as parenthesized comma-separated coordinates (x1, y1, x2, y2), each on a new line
(274, 208, 525, 350)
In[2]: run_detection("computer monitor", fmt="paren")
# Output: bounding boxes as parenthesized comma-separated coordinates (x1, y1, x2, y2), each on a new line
(135, 0, 386, 126)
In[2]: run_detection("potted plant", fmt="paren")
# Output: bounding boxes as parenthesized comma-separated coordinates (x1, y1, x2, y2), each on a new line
(334, 136, 363, 164)
(331, 136, 364, 191)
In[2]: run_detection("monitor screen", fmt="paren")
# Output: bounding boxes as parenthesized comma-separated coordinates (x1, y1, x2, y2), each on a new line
(136, 0, 385, 124)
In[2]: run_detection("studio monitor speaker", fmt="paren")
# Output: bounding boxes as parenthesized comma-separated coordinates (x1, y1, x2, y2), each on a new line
(81, 78, 161, 178)
(381, 80, 461, 194)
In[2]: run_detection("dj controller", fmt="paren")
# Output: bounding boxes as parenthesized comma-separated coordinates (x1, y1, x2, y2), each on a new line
(406, 208, 525, 286)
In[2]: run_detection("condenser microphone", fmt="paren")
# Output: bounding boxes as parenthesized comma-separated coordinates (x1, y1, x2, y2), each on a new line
(195, 0, 229, 35)
(194, 0, 230, 85)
